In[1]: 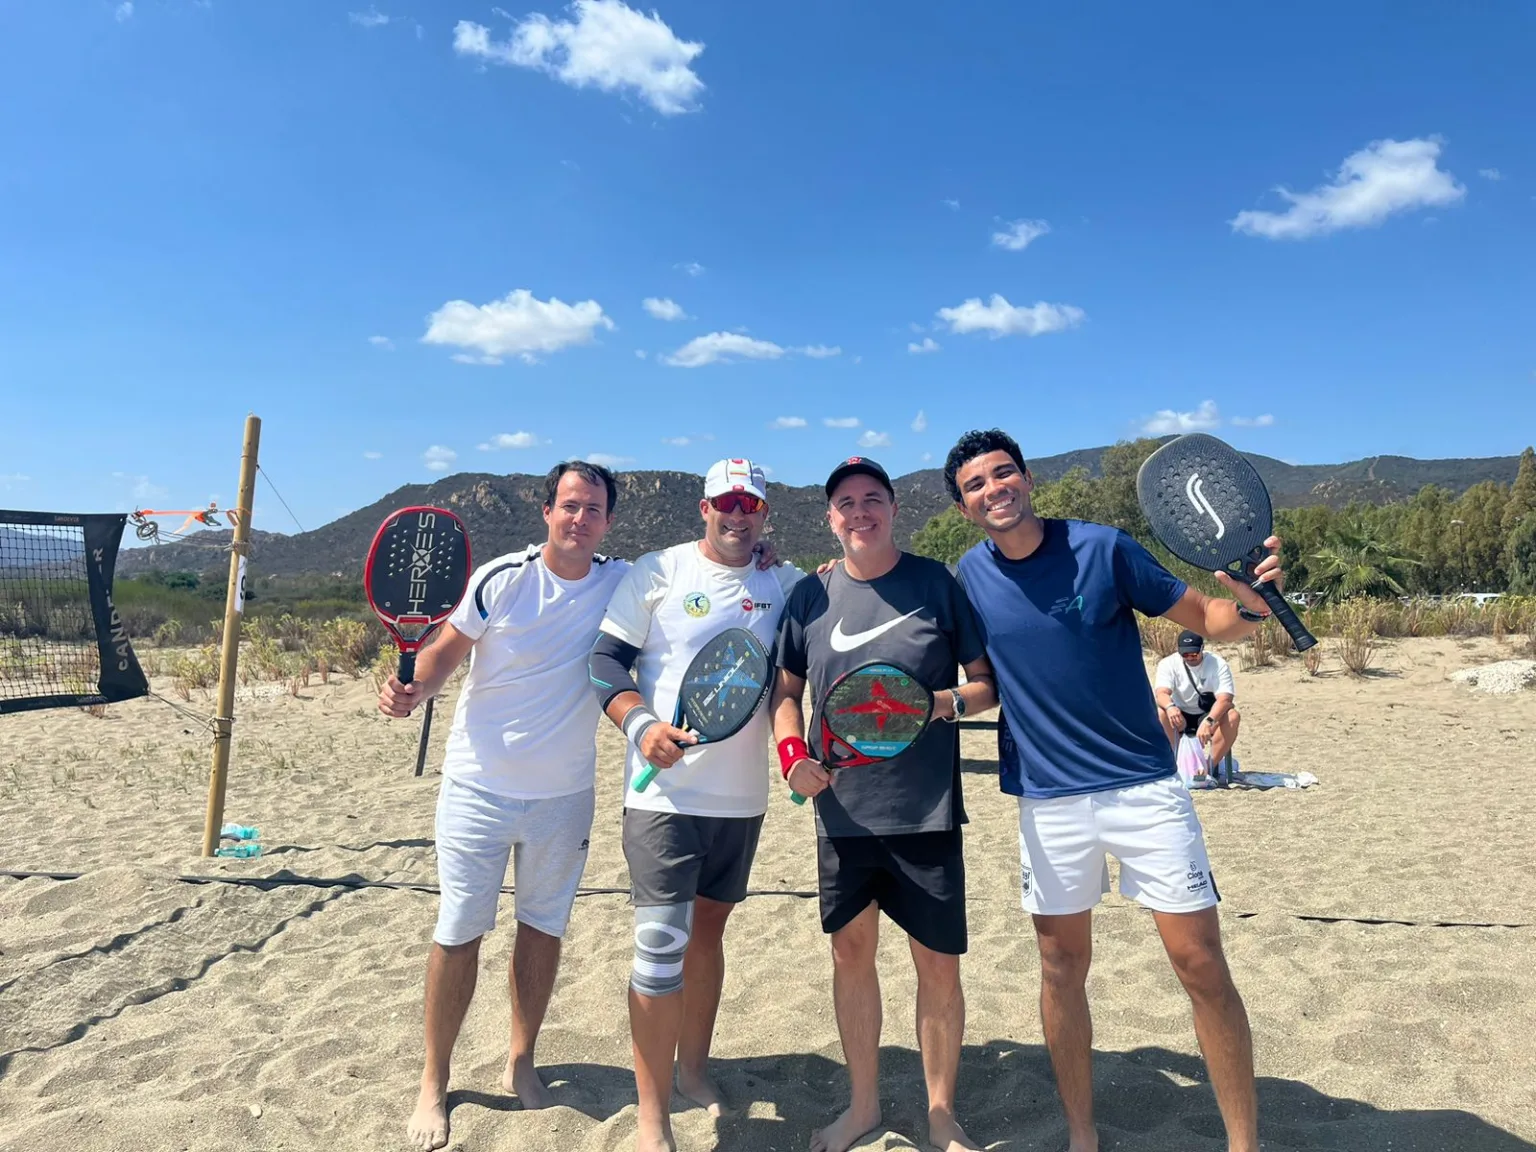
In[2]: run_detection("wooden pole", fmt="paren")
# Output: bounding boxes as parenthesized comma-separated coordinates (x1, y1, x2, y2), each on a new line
(201, 414, 261, 856)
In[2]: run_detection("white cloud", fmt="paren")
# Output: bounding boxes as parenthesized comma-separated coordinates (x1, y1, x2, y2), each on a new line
(661, 436, 691, 446)
(114, 1, 133, 21)
(423, 445, 458, 473)
(424, 288, 614, 363)
(799, 344, 841, 358)
(991, 218, 1050, 251)
(362, 451, 383, 460)
(675, 261, 705, 277)
(368, 335, 395, 350)
(454, 1, 705, 116)
(911, 410, 928, 433)
(642, 296, 687, 321)
(451, 353, 504, 366)
(113, 473, 168, 503)
(920, 452, 933, 463)
(479, 431, 542, 450)
(771, 416, 807, 429)
(943, 198, 960, 211)
(634, 349, 647, 359)
(1478, 168, 1503, 182)
(1230, 414, 1275, 428)
(823, 417, 860, 429)
(0, 472, 30, 489)
(585, 452, 634, 468)
(662, 332, 785, 368)
(937, 295, 1085, 338)
(349, 7, 390, 27)
(908, 337, 941, 355)
(858, 430, 892, 449)
(1231, 137, 1465, 240)
(1140, 400, 1221, 436)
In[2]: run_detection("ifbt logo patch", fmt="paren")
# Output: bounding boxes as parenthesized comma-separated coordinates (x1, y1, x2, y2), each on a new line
(684, 592, 711, 618)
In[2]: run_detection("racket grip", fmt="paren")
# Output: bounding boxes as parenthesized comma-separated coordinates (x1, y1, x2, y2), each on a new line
(1253, 578, 1317, 652)
(632, 763, 660, 793)
(399, 651, 416, 685)
(791, 791, 808, 806)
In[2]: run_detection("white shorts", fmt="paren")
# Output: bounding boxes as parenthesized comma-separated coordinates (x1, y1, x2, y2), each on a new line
(433, 777, 595, 946)
(1017, 775, 1217, 916)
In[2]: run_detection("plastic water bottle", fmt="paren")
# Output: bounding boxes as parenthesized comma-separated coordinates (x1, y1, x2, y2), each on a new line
(220, 823, 260, 841)
(214, 843, 262, 859)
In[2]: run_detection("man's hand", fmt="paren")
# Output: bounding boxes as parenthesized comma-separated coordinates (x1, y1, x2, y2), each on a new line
(1196, 719, 1213, 744)
(1214, 534, 1285, 615)
(816, 556, 843, 576)
(787, 758, 831, 800)
(1165, 705, 1186, 732)
(753, 540, 783, 570)
(637, 721, 697, 770)
(379, 676, 423, 718)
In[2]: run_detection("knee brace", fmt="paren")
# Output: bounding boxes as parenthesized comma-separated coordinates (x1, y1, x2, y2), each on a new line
(631, 901, 693, 997)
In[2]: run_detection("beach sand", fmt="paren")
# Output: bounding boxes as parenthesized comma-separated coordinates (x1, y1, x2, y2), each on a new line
(3, 635, 1535, 1150)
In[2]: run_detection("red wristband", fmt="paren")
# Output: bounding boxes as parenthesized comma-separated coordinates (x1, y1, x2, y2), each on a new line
(777, 736, 811, 780)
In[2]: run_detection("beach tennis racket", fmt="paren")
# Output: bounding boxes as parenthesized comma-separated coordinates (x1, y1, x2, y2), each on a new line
(363, 506, 472, 775)
(792, 661, 934, 805)
(1136, 432, 1316, 651)
(632, 627, 772, 793)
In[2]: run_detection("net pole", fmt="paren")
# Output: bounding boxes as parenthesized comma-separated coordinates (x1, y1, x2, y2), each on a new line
(201, 414, 262, 856)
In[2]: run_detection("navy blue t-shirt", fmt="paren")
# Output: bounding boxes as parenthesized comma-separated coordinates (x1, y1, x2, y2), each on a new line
(954, 519, 1187, 799)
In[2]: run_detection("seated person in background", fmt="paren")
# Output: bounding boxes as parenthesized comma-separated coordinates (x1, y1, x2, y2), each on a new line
(1154, 630, 1240, 770)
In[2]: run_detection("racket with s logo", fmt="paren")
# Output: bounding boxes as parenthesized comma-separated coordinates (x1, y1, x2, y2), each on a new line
(792, 660, 934, 805)
(1135, 432, 1315, 651)
(363, 505, 472, 775)
(632, 626, 772, 793)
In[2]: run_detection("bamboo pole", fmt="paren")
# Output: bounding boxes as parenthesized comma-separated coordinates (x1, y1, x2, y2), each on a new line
(201, 414, 261, 856)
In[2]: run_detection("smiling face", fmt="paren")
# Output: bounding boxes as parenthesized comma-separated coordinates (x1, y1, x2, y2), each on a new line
(954, 449, 1034, 534)
(699, 493, 768, 565)
(827, 474, 897, 560)
(543, 470, 614, 560)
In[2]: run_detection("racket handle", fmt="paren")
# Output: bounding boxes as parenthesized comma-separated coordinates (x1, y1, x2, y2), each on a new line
(791, 791, 808, 806)
(398, 650, 416, 685)
(632, 763, 660, 793)
(1252, 578, 1317, 652)
(414, 698, 434, 777)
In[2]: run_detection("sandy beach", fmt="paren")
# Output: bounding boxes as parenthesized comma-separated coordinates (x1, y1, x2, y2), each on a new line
(3, 635, 1535, 1151)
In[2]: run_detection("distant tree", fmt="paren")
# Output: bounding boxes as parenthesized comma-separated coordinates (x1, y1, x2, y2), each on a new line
(1453, 480, 1510, 591)
(1274, 505, 1339, 593)
(1090, 438, 1161, 537)
(1508, 514, 1536, 595)
(1031, 466, 1097, 523)
(1399, 485, 1456, 594)
(164, 570, 200, 591)
(1502, 446, 1536, 535)
(1310, 522, 1420, 602)
(909, 506, 985, 564)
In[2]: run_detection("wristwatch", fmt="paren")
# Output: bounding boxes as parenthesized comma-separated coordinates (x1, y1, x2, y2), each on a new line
(947, 688, 966, 721)
(1236, 605, 1270, 623)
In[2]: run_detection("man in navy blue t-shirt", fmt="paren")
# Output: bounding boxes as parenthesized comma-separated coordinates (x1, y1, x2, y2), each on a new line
(946, 429, 1284, 1152)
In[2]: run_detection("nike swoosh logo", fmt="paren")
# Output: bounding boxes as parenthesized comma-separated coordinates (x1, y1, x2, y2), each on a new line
(829, 609, 923, 652)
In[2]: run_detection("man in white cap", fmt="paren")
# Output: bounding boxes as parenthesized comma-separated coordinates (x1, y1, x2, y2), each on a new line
(589, 457, 806, 1152)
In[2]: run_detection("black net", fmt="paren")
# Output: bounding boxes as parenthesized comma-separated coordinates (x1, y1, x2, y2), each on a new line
(0, 511, 149, 714)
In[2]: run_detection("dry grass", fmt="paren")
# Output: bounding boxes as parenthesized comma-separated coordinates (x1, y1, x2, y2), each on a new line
(1138, 615, 1182, 658)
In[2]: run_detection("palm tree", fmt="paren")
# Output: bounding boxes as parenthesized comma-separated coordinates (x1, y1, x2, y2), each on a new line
(1309, 523, 1420, 603)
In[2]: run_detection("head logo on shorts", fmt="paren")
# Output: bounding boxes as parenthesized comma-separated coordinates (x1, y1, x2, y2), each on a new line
(1184, 472, 1225, 540)
(684, 592, 711, 618)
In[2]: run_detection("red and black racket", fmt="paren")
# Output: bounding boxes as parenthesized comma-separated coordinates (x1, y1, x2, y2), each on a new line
(1136, 432, 1316, 652)
(363, 505, 472, 775)
(792, 660, 934, 805)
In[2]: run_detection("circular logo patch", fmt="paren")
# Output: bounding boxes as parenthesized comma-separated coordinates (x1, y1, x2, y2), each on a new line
(684, 592, 711, 618)
(741, 597, 754, 612)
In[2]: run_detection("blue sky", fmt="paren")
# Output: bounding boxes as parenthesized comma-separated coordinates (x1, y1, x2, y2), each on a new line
(2, 1, 1532, 536)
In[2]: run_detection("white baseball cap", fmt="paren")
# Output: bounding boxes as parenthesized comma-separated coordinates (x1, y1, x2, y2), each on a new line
(704, 458, 768, 501)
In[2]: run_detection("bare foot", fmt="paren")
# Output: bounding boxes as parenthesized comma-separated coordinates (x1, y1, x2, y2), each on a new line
(502, 1054, 554, 1110)
(636, 1115, 677, 1152)
(1066, 1128, 1099, 1152)
(810, 1101, 883, 1152)
(406, 1082, 449, 1151)
(677, 1066, 735, 1118)
(928, 1107, 983, 1151)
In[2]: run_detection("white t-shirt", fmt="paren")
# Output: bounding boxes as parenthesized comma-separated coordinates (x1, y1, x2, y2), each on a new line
(440, 545, 630, 799)
(1154, 651, 1236, 713)
(598, 542, 805, 818)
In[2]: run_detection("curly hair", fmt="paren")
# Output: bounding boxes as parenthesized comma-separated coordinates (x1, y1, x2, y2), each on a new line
(943, 429, 1027, 503)
(544, 460, 618, 515)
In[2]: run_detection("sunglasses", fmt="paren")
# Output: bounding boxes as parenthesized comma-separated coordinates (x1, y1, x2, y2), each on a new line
(709, 493, 765, 515)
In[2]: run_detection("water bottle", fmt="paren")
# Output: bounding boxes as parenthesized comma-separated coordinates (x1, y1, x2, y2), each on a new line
(220, 823, 260, 841)
(214, 843, 262, 859)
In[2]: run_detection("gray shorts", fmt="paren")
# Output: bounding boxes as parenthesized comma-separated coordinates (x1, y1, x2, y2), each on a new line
(622, 808, 764, 906)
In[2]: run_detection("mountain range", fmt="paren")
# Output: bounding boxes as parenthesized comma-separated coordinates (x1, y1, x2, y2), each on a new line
(108, 443, 1524, 580)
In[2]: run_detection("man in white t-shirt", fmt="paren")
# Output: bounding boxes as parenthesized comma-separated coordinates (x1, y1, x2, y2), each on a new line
(379, 461, 628, 1152)
(1154, 630, 1241, 770)
(589, 457, 805, 1152)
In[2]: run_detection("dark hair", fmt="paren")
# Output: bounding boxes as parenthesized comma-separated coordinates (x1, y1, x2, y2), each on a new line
(544, 460, 618, 515)
(943, 429, 1028, 503)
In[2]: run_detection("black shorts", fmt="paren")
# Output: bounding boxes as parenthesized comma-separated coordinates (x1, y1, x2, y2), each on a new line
(817, 828, 966, 955)
(1180, 710, 1209, 733)
(622, 808, 764, 906)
